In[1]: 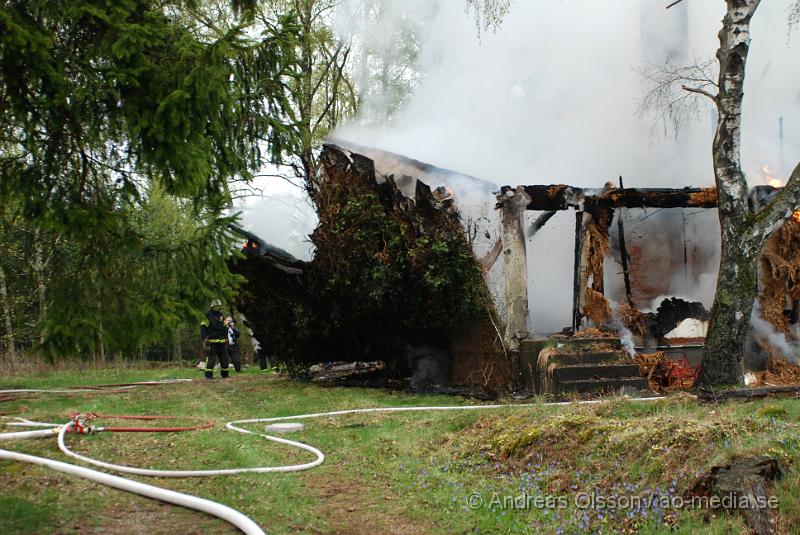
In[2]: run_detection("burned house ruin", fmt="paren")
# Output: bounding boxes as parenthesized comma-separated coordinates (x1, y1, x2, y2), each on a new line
(233, 141, 800, 395)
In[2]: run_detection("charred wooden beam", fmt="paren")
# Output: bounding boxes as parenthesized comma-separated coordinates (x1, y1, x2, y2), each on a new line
(479, 239, 503, 273)
(498, 185, 718, 211)
(230, 225, 307, 275)
(572, 210, 584, 333)
(527, 210, 557, 237)
(499, 184, 580, 210)
(586, 187, 718, 210)
(307, 361, 386, 382)
(616, 177, 635, 307)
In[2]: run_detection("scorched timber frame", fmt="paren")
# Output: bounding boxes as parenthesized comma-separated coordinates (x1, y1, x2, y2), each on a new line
(494, 182, 719, 343)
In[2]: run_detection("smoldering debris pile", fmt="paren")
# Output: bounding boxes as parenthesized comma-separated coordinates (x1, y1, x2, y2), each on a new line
(749, 218, 800, 380)
(306, 361, 385, 383)
(616, 298, 710, 347)
(232, 144, 509, 392)
(570, 187, 713, 346)
(635, 352, 700, 392)
(766, 355, 800, 385)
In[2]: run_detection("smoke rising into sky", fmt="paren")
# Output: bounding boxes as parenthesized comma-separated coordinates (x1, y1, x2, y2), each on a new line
(236, 187, 317, 260)
(335, 0, 800, 187)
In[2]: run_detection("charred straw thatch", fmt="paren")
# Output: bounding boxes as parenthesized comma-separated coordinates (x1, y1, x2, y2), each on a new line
(572, 327, 616, 339)
(759, 219, 800, 332)
(766, 354, 800, 385)
(635, 351, 666, 392)
(584, 287, 612, 327)
(581, 213, 612, 327)
(617, 303, 647, 337)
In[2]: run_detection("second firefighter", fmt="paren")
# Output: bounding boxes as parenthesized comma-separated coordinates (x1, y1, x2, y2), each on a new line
(201, 302, 230, 379)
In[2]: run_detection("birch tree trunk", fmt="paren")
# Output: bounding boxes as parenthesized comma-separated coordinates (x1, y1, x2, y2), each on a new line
(0, 264, 16, 364)
(699, 0, 761, 385)
(700, 0, 800, 384)
(33, 228, 47, 345)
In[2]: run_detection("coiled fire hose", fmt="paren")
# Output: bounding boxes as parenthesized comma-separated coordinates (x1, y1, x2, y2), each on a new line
(0, 394, 666, 534)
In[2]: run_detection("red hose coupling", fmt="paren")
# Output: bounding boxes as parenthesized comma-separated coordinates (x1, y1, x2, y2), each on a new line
(71, 414, 96, 435)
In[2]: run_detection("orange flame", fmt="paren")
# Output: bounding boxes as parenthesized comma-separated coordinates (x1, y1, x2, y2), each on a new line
(763, 164, 782, 188)
(793, 211, 800, 224)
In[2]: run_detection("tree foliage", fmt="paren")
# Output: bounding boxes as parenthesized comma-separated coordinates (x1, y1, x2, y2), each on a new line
(344, 0, 430, 125)
(0, 190, 243, 359)
(250, 0, 358, 189)
(0, 0, 300, 357)
(464, 0, 513, 36)
(0, 0, 297, 228)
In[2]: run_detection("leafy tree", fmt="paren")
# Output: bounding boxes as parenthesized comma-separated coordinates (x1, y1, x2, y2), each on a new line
(250, 0, 429, 190)
(0, 0, 298, 356)
(0, 188, 242, 360)
(344, 0, 430, 125)
(0, 1, 295, 226)
(41, 187, 243, 358)
(464, 0, 512, 36)
(249, 0, 357, 190)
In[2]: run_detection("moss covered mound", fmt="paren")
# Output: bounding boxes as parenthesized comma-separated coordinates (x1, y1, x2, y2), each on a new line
(423, 396, 800, 532)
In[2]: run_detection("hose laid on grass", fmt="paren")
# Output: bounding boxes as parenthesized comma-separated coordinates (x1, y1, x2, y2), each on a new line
(56, 396, 666, 478)
(69, 413, 215, 433)
(2, 394, 667, 533)
(0, 378, 193, 396)
(2, 417, 61, 428)
(57, 414, 326, 476)
(0, 427, 60, 442)
(0, 436, 265, 535)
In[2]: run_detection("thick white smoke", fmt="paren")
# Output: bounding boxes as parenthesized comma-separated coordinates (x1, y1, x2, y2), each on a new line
(235, 183, 317, 261)
(334, 0, 799, 186)
(751, 302, 800, 364)
(331, 0, 800, 335)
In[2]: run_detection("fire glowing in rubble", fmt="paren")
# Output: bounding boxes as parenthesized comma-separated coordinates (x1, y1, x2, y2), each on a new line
(793, 211, 800, 223)
(763, 164, 782, 188)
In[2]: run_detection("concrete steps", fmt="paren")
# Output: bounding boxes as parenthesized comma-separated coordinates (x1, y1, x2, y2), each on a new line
(530, 341, 649, 396)
(549, 351, 624, 367)
(558, 376, 650, 394)
(553, 362, 642, 382)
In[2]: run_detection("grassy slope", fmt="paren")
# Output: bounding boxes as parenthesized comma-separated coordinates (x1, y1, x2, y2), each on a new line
(1, 367, 798, 534)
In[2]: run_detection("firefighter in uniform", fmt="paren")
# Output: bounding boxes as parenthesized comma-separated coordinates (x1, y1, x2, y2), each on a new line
(200, 301, 230, 379)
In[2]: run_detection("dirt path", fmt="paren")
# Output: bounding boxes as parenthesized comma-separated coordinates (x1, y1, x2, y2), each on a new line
(302, 467, 434, 535)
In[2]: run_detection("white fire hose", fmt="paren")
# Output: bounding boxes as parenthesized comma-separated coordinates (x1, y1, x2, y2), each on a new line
(0, 427, 60, 442)
(0, 379, 192, 396)
(0, 443, 264, 535)
(0, 395, 666, 534)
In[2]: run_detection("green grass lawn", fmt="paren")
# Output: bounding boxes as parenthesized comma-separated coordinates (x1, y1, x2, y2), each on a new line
(1, 366, 798, 534)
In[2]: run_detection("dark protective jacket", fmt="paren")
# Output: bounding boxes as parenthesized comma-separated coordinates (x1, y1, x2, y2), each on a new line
(201, 309, 227, 343)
